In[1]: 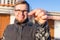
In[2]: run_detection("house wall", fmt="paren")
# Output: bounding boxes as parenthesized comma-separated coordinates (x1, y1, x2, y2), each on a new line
(54, 21, 60, 39)
(10, 14, 15, 24)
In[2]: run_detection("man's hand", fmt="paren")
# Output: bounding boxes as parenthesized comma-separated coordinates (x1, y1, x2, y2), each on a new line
(28, 9, 48, 24)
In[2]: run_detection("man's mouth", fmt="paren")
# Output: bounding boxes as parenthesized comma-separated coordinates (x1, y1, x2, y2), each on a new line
(18, 15, 24, 18)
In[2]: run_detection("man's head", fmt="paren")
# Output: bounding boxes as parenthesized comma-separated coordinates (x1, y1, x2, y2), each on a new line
(14, 1, 30, 23)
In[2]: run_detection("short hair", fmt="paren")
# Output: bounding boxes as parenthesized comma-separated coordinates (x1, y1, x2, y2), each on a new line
(15, 1, 30, 12)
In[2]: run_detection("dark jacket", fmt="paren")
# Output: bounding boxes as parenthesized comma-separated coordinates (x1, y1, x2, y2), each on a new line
(2, 19, 51, 40)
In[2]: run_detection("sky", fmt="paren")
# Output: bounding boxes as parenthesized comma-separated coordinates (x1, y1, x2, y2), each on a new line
(26, 0, 60, 12)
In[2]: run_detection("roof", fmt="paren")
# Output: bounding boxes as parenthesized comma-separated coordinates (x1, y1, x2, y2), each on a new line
(47, 12, 60, 16)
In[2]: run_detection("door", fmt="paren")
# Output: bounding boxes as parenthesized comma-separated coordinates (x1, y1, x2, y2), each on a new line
(48, 19, 54, 39)
(0, 14, 10, 38)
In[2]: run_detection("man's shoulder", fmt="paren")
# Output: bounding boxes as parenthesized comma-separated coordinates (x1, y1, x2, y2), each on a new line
(5, 24, 15, 31)
(7, 24, 15, 27)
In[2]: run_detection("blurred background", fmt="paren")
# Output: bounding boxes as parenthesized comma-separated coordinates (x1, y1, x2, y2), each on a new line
(0, 0, 60, 40)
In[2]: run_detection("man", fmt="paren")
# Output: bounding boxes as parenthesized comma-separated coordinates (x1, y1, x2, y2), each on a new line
(2, 1, 51, 40)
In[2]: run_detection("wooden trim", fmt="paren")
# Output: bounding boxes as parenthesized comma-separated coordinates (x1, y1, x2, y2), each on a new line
(0, 4, 15, 7)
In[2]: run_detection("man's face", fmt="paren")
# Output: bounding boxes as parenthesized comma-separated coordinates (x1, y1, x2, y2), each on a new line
(14, 4, 28, 23)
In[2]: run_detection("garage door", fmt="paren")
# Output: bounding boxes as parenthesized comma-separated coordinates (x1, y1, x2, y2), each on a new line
(48, 19, 54, 39)
(0, 14, 10, 38)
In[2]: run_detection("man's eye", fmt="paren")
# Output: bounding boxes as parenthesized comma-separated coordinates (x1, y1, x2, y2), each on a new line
(14, 10, 28, 12)
(24, 10, 28, 12)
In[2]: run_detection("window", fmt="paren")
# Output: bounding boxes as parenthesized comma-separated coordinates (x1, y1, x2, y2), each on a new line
(5, 0, 8, 4)
(9, 0, 11, 4)
(11, 0, 13, 4)
(1, 0, 4, 4)
(11, 0, 15, 5)
(7, 0, 9, 4)
(14, 0, 16, 4)
(12, 0, 15, 4)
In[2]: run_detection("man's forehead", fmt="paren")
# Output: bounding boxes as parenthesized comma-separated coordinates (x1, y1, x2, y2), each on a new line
(15, 4, 27, 8)
(15, 4, 28, 10)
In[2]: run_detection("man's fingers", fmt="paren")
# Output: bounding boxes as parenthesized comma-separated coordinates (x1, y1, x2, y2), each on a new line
(28, 8, 47, 19)
(37, 12, 45, 18)
(28, 9, 42, 16)
(28, 10, 36, 16)
(41, 15, 48, 20)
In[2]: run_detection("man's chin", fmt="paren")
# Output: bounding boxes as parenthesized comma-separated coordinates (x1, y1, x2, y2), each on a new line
(18, 20, 24, 23)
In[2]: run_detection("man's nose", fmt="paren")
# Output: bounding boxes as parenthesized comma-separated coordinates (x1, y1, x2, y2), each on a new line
(20, 11, 24, 15)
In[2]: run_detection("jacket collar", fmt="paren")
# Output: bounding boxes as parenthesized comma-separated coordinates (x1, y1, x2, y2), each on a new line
(14, 18, 29, 26)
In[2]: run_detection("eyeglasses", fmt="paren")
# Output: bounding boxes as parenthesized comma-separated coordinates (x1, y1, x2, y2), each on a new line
(14, 9, 28, 12)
